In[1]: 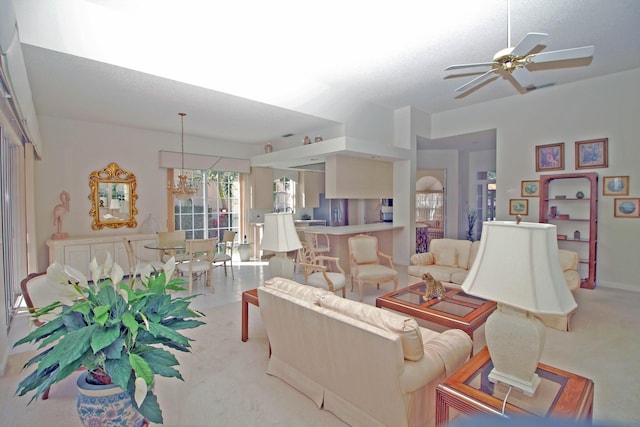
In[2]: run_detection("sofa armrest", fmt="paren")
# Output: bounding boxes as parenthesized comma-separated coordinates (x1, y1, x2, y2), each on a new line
(410, 252, 434, 266)
(422, 329, 472, 376)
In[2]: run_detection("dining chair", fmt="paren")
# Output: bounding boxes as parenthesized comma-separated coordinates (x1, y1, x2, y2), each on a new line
(298, 242, 346, 297)
(176, 238, 218, 294)
(123, 238, 165, 279)
(348, 234, 398, 301)
(213, 231, 236, 278)
(157, 230, 188, 263)
(20, 272, 81, 398)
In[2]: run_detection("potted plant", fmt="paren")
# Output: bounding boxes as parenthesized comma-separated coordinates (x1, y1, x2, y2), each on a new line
(14, 254, 205, 425)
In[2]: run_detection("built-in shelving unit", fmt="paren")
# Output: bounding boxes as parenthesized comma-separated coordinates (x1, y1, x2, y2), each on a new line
(539, 172, 598, 289)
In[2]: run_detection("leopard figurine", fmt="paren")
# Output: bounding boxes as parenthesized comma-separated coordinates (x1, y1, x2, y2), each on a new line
(423, 273, 445, 301)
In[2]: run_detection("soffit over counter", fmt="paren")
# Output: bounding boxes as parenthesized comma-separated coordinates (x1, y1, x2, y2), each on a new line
(250, 136, 411, 171)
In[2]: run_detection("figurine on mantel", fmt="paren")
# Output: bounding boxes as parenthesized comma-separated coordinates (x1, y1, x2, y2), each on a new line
(52, 190, 70, 240)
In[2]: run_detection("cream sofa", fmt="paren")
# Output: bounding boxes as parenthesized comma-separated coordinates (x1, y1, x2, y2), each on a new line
(258, 278, 472, 427)
(408, 238, 581, 331)
(408, 238, 480, 285)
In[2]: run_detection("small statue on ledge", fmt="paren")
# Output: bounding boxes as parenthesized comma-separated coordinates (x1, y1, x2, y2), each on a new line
(52, 191, 70, 240)
(423, 272, 445, 301)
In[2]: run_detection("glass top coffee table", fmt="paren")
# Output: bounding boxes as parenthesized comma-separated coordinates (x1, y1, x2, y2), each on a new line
(375, 282, 496, 339)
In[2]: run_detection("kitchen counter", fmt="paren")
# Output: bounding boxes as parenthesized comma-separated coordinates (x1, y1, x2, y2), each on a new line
(304, 223, 403, 274)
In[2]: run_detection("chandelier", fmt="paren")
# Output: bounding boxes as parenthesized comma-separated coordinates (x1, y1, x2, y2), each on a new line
(168, 113, 199, 201)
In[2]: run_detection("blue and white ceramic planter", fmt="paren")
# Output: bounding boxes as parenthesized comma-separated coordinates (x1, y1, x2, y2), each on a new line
(76, 372, 146, 427)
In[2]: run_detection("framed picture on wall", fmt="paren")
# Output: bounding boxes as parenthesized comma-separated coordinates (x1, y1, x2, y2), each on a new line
(575, 138, 608, 169)
(521, 180, 540, 197)
(614, 198, 640, 218)
(536, 143, 564, 172)
(509, 199, 529, 216)
(603, 176, 629, 196)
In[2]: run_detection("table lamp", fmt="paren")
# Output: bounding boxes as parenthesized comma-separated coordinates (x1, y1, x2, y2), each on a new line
(261, 213, 302, 279)
(461, 220, 576, 396)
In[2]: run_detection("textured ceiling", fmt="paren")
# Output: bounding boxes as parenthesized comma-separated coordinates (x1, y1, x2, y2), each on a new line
(13, 0, 640, 146)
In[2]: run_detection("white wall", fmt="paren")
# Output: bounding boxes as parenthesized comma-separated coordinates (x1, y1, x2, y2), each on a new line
(33, 116, 260, 272)
(431, 68, 640, 291)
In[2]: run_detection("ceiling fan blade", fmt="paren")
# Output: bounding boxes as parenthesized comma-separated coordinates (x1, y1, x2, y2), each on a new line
(511, 32, 548, 57)
(445, 62, 496, 71)
(527, 45, 595, 63)
(455, 68, 499, 92)
(511, 67, 535, 89)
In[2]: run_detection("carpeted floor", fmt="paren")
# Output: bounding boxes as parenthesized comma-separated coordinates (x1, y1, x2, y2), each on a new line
(2, 264, 639, 426)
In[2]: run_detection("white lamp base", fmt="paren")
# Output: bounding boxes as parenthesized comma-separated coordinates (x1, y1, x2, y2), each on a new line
(268, 252, 295, 279)
(485, 304, 546, 397)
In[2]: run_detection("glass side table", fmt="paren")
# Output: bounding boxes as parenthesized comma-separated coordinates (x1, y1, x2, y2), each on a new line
(435, 348, 594, 426)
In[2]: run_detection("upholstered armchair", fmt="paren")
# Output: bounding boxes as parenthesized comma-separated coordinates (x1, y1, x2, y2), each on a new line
(298, 241, 346, 296)
(347, 234, 398, 301)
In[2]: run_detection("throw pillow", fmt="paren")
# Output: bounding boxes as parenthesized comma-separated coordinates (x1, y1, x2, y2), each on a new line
(319, 294, 424, 361)
(435, 247, 458, 267)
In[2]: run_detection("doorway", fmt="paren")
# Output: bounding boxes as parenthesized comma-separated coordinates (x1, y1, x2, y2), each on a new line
(416, 172, 445, 252)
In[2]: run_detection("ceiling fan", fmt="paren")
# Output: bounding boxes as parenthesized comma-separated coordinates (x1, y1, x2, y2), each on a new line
(445, 4, 594, 93)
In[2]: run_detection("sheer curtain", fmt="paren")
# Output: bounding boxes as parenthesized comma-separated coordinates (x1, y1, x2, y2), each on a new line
(0, 126, 24, 330)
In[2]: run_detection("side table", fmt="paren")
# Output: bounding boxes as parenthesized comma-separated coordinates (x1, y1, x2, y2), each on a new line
(241, 288, 259, 342)
(436, 348, 594, 426)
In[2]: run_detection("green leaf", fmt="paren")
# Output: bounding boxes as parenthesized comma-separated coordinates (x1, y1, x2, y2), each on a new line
(90, 325, 120, 353)
(13, 317, 65, 347)
(129, 353, 153, 385)
(103, 338, 125, 360)
(105, 355, 132, 390)
(138, 347, 181, 379)
(38, 325, 95, 374)
(137, 391, 163, 424)
(147, 323, 190, 346)
(71, 300, 92, 316)
(93, 305, 111, 326)
(122, 311, 139, 334)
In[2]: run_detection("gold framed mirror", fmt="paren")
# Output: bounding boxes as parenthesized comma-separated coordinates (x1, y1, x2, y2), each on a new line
(88, 162, 138, 230)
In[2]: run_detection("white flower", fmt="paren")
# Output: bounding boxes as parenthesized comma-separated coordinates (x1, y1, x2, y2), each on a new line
(134, 376, 148, 407)
(163, 256, 176, 285)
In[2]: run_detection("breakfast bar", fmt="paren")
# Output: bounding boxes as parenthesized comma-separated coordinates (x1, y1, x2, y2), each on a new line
(302, 222, 403, 273)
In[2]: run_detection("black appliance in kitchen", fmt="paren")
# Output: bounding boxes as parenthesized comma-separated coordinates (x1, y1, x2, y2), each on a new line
(381, 199, 393, 222)
(314, 193, 348, 226)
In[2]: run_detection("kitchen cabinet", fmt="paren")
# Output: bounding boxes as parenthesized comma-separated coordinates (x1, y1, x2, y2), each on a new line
(250, 166, 275, 209)
(539, 172, 598, 289)
(325, 155, 393, 199)
(47, 234, 158, 277)
(297, 171, 325, 208)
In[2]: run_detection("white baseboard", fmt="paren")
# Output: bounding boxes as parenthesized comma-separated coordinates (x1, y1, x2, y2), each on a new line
(593, 280, 639, 292)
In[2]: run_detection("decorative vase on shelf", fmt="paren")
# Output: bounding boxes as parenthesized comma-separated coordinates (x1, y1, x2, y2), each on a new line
(574, 230, 581, 240)
(264, 142, 273, 153)
(303, 136, 311, 145)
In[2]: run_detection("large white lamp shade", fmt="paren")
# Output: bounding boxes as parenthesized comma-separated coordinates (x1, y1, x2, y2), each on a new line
(462, 221, 576, 396)
(261, 213, 302, 279)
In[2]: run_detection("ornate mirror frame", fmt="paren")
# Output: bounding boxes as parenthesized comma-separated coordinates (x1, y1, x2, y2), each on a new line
(88, 162, 138, 230)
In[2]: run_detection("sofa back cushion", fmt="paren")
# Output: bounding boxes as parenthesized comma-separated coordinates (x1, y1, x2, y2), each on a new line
(430, 239, 473, 269)
(264, 277, 330, 304)
(319, 294, 424, 361)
